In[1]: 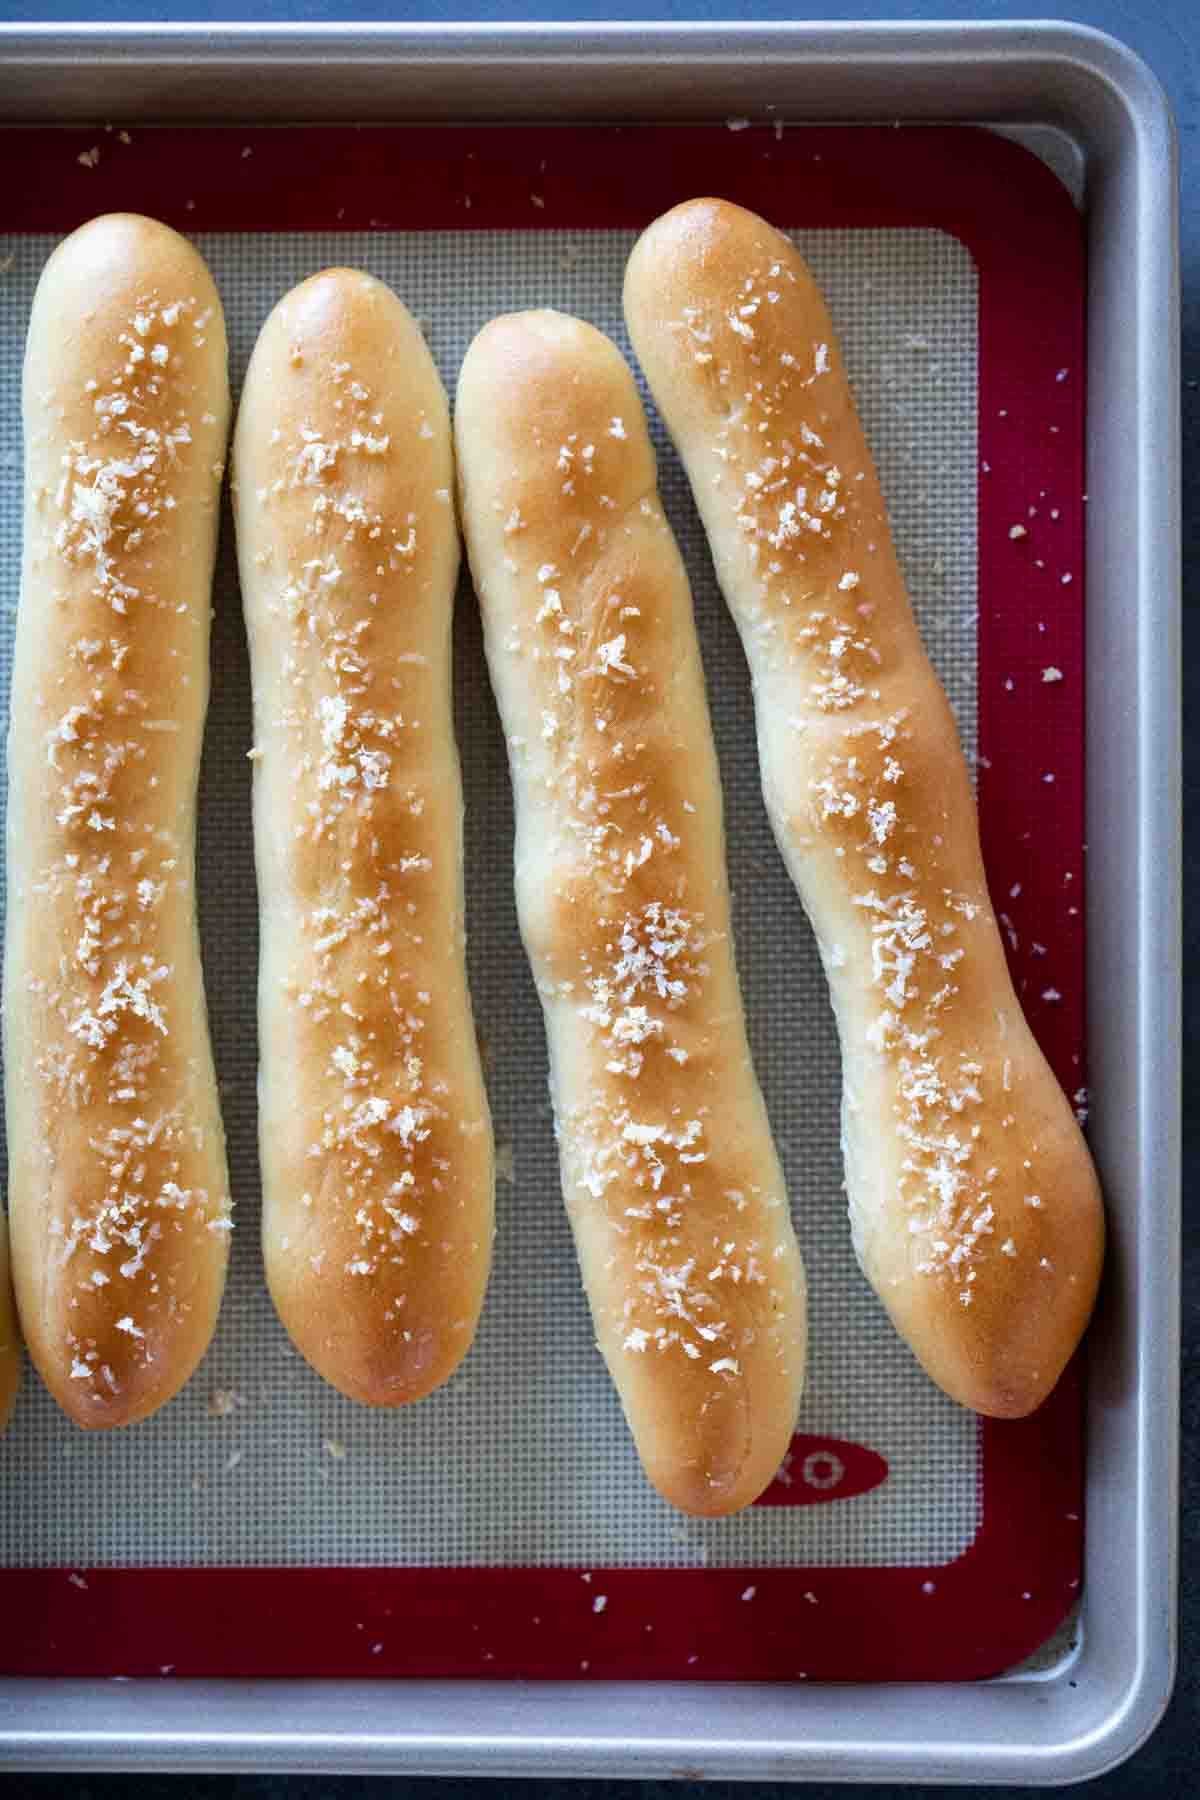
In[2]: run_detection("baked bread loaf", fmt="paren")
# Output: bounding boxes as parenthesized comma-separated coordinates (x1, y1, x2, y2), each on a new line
(233, 270, 493, 1406)
(625, 198, 1104, 1418)
(456, 309, 806, 1514)
(7, 213, 232, 1428)
(0, 1214, 18, 1433)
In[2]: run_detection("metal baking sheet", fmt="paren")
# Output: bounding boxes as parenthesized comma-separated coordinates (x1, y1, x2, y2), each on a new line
(0, 116, 1093, 1694)
(0, 19, 1180, 1786)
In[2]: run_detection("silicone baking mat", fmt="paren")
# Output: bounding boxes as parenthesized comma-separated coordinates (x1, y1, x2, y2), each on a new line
(0, 124, 1087, 1683)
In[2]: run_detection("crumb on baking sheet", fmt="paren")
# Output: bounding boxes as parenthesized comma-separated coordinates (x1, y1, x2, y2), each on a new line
(324, 1437, 347, 1461)
(207, 1388, 242, 1418)
(77, 147, 100, 170)
(495, 1142, 515, 1185)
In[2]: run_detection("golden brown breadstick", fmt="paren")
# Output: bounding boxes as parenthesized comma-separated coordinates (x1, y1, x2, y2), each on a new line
(233, 270, 493, 1406)
(456, 309, 806, 1514)
(625, 198, 1103, 1418)
(7, 213, 232, 1427)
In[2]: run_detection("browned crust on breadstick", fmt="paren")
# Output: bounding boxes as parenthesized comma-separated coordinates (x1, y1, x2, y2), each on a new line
(7, 213, 232, 1427)
(625, 198, 1104, 1418)
(456, 309, 806, 1515)
(233, 270, 493, 1406)
(0, 1214, 19, 1433)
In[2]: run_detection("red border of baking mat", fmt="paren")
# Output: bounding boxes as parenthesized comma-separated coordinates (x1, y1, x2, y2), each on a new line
(1, 123, 1087, 1683)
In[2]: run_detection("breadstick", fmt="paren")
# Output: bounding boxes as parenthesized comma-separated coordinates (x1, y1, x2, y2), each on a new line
(625, 198, 1103, 1418)
(7, 213, 232, 1427)
(0, 1214, 18, 1433)
(456, 310, 806, 1515)
(233, 270, 493, 1406)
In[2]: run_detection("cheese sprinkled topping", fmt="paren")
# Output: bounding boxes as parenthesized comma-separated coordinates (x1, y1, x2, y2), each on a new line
(35, 283, 232, 1401)
(488, 405, 793, 1383)
(672, 238, 1050, 1294)
(261, 331, 457, 1312)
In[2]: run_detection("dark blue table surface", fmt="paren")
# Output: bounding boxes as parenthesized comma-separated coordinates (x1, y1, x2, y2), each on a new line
(1, 1, 1195, 1794)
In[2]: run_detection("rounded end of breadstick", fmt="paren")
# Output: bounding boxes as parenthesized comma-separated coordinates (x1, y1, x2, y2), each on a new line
(265, 1242, 490, 1409)
(233, 265, 446, 522)
(626, 193, 744, 266)
(625, 196, 798, 333)
(616, 1327, 805, 1518)
(10, 1176, 232, 1430)
(861, 1121, 1105, 1420)
(626, 194, 792, 267)
(20, 1281, 228, 1432)
(241, 265, 434, 389)
(457, 308, 657, 579)
(37, 210, 208, 277)
(595, 1240, 807, 1517)
(459, 307, 652, 449)
(459, 308, 644, 408)
(29, 212, 226, 376)
(462, 306, 591, 364)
